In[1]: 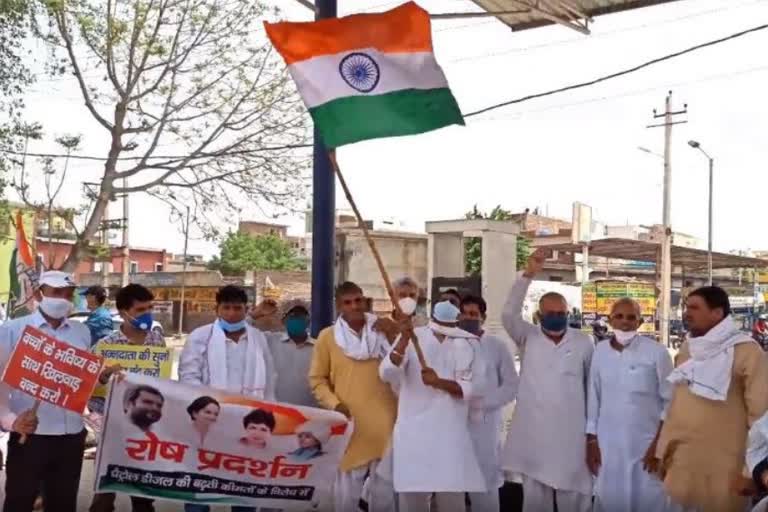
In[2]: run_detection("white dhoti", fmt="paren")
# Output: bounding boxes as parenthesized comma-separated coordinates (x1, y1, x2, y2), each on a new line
(522, 475, 592, 512)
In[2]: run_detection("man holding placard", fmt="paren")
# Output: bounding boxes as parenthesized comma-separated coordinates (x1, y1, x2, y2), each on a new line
(0, 271, 92, 512)
(89, 283, 165, 512)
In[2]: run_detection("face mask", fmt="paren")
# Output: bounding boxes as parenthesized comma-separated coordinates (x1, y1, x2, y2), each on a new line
(39, 297, 73, 320)
(130, 312, 154, 331)
(398, 297, 417, 316)
(613, 329, 638, 346)
(218, 318, 246, 333)
(285, 317, 309, 337)
(540, 313, 568, 334)
(458, 319, 482, 335)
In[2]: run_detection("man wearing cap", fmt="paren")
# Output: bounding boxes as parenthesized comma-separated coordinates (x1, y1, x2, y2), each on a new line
(82, 285, 113, 347)
(379, 300, 486, 512)
(0, 271, 91, 512)
(267, 299, 317, 408)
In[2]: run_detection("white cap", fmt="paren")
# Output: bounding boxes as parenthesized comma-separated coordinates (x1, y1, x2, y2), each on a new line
(38, 271, 76, 289)
(296, 420, 331, 445)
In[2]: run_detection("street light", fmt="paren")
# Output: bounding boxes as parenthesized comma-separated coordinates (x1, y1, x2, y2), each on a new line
(638, 146, 664, 159)
(688, 140, 714, 285)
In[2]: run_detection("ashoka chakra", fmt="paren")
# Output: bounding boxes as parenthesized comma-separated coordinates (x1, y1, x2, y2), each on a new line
(339, 53, 381, 93)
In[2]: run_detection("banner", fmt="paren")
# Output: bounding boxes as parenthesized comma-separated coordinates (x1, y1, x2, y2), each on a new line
(94, 374, 352, 509)
(91, 344, 173, 398)
(582, 281, 657, 333)
(1, 326, 103, 412)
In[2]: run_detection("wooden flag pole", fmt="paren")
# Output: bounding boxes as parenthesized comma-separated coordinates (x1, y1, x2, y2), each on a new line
(19, 400, 40, 445)
(328, 151, 428, 369)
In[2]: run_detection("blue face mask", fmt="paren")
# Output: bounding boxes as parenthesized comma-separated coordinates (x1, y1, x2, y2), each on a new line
(540, 313, 568, 333)
(285, 317, 309, 337)
(218, 318, 247, 333)
(130, 312, 154, 331)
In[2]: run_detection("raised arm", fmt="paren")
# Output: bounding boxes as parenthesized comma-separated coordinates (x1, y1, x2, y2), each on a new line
(502, 249, 547, 349)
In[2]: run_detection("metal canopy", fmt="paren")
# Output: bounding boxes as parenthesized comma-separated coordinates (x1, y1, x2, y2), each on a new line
(541, 238, 768, 270)
(471, 0, 682, 34)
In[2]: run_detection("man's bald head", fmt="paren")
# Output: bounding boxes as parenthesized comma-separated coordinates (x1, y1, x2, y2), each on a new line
(538, 292, 568, 316)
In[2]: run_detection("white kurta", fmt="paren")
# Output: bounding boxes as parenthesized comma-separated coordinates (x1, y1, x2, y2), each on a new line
(501, 274, 594, 496)
(469, 333, 519, 490)
(379, 326, 486, 493)
(587, 336, 673, 512)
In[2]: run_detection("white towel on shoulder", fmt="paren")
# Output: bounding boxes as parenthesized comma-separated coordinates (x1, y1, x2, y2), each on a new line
(207, 321, 268, 398)
(333, 313, 388, 360)
(668, 316, 753, 401)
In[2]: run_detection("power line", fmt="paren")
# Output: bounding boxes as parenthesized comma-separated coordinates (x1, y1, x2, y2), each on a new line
(464, 22, 768, 118)
(5, 22, 768, 160)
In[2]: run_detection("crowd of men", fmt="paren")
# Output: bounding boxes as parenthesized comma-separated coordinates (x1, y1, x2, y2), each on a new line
(1, 247, 768, 512)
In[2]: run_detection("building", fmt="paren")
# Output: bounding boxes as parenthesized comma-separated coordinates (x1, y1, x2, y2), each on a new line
(165, 254, 207, 272)
(238, 220, 305, 262)
(36, 239, 167, 280)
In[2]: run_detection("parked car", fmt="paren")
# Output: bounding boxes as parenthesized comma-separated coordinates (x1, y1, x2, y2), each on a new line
(69, 310, 164, 336)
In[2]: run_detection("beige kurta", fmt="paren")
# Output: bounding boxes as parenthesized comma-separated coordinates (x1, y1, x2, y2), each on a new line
(657, 340, 768, 512)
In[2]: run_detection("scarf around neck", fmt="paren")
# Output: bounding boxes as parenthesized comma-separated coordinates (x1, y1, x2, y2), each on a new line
(668, 315, 753, 401)
(333, 313, 387, 360)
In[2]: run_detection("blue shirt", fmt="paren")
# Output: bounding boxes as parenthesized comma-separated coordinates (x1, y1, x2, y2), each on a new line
(85, 306, 114, 347)
(0, 310, 91, 435)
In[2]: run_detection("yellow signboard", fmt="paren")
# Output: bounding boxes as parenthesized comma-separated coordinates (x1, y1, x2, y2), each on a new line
(582, 281, 657, 333)
(92, 344, 173, 398)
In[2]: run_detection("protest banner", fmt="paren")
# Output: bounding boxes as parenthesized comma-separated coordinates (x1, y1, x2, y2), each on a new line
(91, 344, 173, 398)
(0, 325, 103, 413)
(94, 373, 352, 509)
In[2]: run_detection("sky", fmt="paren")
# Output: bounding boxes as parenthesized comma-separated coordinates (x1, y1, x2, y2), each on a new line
(10, 0, 768, 259)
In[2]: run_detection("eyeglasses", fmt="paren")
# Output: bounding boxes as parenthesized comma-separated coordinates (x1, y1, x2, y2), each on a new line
(612, 313, 639, 322)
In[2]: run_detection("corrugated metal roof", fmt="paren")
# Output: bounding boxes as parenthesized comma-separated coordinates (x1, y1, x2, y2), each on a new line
(471, 0, 682, 33)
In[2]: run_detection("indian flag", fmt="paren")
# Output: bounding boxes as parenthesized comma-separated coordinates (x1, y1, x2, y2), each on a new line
(265, 2, 464, 148)
(9, 210, 37, 318)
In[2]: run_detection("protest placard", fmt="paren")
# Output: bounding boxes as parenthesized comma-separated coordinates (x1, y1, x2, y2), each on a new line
(91, 344, 172, 398)
(94, 373, 351, 509)
(1, 325, 103, 413)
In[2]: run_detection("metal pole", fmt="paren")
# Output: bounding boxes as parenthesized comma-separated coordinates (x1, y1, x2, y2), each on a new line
(101, 202, 109, 288)
(708, 157, 714, 285)
(581, 243, 589, 286)
(659, 93, 673, 347)
(121, 178, 130, 287)
(177, 206, 190, 335)
(309, 0, 337, 338)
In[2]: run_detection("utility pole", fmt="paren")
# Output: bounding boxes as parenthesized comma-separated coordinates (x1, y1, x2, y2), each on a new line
(100, 201, 110, 288)
(177, 206, 191, 335)
(121, 178, 130, 287)
(647, 91, 687, 346)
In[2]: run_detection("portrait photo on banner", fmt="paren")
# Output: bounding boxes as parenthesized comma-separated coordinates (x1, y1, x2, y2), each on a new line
(94, 373, 352, 509)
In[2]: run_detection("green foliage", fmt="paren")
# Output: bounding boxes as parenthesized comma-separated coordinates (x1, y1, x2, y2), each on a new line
(209, 232, 302, 275)
(464, 205, 531, 275)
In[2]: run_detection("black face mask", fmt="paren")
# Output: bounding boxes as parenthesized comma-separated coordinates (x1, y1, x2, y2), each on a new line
(458, 319, 482, 335)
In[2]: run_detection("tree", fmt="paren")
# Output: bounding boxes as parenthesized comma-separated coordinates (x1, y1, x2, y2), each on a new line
(208, 232, 302, 275)
(0, 0, 36, 205)
(11, 128, 83, 268)
(30, 0, 308, 271)
(464, 205, 531, 275)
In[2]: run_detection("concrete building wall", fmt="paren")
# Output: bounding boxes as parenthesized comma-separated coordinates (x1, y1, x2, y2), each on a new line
(338, 230, 428, 313)
(238, 221, 288, 239)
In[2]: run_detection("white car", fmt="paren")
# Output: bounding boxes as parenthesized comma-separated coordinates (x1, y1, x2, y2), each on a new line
(69, 310, 164, 336)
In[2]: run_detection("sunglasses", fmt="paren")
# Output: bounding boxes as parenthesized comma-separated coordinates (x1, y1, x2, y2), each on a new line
(612, 313, 639, 322)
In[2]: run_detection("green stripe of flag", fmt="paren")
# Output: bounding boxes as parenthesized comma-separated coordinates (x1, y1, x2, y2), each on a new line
(309, 88, 464, 148)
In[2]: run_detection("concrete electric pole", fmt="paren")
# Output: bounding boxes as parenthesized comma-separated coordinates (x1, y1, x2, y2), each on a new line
(648, 91, 687, 346)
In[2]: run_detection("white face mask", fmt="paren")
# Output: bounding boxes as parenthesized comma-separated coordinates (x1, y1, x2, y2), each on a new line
(613, 329, 638, 346)
(39, 296, 73, 320)
(398, 297, 417, 316)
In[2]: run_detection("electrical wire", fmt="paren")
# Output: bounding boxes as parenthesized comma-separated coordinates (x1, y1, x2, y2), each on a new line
(464, 22, 768, 118)
(5, 21, 768, 160)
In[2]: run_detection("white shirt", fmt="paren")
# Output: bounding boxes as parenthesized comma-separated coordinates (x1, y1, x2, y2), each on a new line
(179, 323, 276, 399)
(0, 311, 91, 435)
(501, 274, 594, 495)
(587, 336, 673, 511)
(379, 326, 486, 493)
(469, 333, 519, 490)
